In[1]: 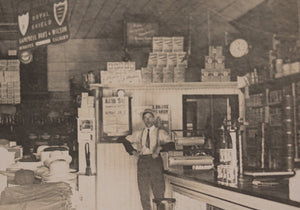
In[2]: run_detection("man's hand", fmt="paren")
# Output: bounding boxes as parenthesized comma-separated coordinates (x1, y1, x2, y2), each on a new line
(152, 146, 162, 159)
(132, 150, 140, 158)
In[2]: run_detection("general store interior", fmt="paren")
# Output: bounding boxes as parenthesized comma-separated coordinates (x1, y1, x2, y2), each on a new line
(0, 0, 300, 209)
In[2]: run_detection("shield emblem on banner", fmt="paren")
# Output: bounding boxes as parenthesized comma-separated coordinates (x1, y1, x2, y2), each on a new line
(18, 12, 29, 36)
(54, 0, 68, 26)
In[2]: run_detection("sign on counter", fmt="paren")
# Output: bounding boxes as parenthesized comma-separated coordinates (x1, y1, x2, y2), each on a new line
(17, 0, 70, 52)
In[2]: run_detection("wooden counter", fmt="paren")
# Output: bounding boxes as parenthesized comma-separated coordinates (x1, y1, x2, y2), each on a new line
(164, 169, 300, 210)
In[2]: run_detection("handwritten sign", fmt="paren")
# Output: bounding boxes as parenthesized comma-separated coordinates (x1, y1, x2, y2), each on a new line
(17, 0, 70, 52)
(126, 22, 159, 47)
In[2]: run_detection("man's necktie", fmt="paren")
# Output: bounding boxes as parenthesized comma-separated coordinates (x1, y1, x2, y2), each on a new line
(145, 129, 150, 149)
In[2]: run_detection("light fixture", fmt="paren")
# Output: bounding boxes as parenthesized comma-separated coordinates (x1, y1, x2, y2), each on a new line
(19, 50, 33, 64)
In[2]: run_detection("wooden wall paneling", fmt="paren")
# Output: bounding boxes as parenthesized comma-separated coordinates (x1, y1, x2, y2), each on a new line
(47, 39, 124, 91)
(69, 0, 92, 38)
(48, 64, 70, 91)
(48, 39, 123, 62)
(101, 84, 240, 133)
(0, 0, 14, 22)
(74, 0, 106, 38)
(97, 144, 142, 210)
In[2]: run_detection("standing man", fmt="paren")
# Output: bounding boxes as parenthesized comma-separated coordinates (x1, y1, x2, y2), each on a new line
(124, 109, 174, 210)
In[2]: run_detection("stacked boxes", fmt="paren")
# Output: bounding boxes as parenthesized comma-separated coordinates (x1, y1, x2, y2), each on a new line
(201, 46, 231, 82)
(0, 59, 20, 104)
(100, 62, 142, 84)
(142, 36, 187, 83)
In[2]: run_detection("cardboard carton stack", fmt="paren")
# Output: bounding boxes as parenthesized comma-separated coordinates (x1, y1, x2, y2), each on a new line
(0, 59, 20, 104)
(201, 46, 231, 82)
(142, 37, 187, 83)
(100, 62, 141, 84)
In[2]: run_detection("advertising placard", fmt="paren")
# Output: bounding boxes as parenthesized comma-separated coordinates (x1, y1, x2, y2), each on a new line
(17, 0, 70, 52)
(102, 97, 130, 137)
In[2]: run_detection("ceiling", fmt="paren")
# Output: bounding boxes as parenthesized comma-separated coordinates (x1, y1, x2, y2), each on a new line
(1, 0, 300, 54)
(0, 0, 264, 43)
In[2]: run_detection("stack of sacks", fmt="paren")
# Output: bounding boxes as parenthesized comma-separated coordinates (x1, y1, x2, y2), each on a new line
(35, 151, 76, 184)
(201, 46, 231, 82)
(100, 62, 141, 84)
(0, 182, 72, 210)
(142, 37, 187, 83)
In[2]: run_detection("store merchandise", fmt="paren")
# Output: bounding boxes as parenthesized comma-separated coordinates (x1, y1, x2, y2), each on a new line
(100, 61, 141, 84)
(143, 36, 187, 83)
(201, 46, 231, 82)
(0, 59, 20, 104)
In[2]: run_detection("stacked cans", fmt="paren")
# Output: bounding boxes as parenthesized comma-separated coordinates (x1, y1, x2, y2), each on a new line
(282, 95, 294, 171)
(201, 46, 231, 82)
(141, 36, 187, 83)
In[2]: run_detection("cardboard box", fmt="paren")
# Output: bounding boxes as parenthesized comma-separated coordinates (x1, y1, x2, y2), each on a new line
(152, 66, 163, 83)
(205, 56, 215, 69)
(0, 60, 7, 71)
(291, 62, 300, 74)
(124, 70, 142, 83)
(167, 53, 177, 66)
(148, 52, 158, 66)
(157, 52, 167, 67)
(177, 52, 188, 67)
(201, 69, 230, 82)
(141, 67, 153, 83)
(162, 37, 173, 52)
(209, 46, 223, 57)
(215, 56, 225, 69)
(152, 37, 163, 52)
(174, 66, 185, 83)
(163, 66, 174, 83)
(172, 37, 184, 52)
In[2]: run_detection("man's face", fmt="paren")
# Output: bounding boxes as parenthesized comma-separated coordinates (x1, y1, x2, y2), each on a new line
(143, 113, 155, 128)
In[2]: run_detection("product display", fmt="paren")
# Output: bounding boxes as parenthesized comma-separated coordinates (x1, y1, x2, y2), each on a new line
(143, 36, 186, 83)
(201, 46, 231, 82)
(0, 59, 20, 104)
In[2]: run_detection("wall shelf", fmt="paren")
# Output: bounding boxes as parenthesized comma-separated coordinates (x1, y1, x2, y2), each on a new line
(90, 82, 238, 92)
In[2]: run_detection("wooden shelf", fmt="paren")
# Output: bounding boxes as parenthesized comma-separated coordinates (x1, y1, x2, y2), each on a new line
(90, 82, 238, 91)
(246, 104, 264, 108)
(247, 72, 300, 91)
(244, 170, 294, 177)
(268, 102, 282, 106)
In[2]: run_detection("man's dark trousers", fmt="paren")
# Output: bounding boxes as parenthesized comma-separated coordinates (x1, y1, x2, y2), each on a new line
(137, 155, 165, 210)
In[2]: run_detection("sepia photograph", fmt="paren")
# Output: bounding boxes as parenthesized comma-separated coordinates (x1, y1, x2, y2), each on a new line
(0, 0, 300, 209)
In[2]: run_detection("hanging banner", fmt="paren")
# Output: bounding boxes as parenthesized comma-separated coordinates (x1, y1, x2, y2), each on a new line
(17, 0, 70, 52)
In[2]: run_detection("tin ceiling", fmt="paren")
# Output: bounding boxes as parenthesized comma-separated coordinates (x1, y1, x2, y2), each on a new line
(1, 0, 300, 51)
(0, 0, 263, 42)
